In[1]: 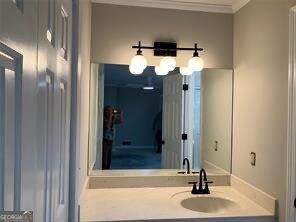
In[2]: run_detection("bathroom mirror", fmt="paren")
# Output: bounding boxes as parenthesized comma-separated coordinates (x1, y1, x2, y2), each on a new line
(88, 63, 233, 175)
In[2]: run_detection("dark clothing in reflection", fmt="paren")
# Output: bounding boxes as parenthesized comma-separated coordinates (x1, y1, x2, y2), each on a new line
(102, 139, 113, 169)
(153, 111, 162, 153)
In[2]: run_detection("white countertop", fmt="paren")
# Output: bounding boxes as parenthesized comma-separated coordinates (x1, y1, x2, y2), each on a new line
(80, 186, 274, 222)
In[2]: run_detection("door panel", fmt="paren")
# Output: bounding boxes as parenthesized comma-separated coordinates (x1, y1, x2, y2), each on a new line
(184, 73, 202, 169)
(0, 67, 4, 211)
(0, 43, 23, 213)
(58, 82, 67, 205)
(162, 74, 183, 169)
(54, 1, 72, 221)
(0, 0, 72, 221)
(4, 69, 15, 211)
(45, 72, 54, 222)
(37, 0, 72, 221)
(55, 79, 69, 221)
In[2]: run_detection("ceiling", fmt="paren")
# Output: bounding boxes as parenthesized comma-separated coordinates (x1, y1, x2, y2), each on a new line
(104, 64, 163, 89)
(92, 0, 250, 14)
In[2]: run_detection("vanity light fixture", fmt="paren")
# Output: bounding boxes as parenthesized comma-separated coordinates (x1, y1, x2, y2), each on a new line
(160, 56, 176, 72)
(130, 41, 204, 76)
(129, 41, 148, 75)
(155, 66, 168, 76)
(188, 43, 204, 72)
(180, 67, 192, 76)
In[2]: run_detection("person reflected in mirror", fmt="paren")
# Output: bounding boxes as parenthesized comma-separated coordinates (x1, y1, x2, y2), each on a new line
(152, 111, 162, 153)
(102, 106, 123, 169)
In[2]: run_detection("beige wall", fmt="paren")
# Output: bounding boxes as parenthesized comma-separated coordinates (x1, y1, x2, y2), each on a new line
(91, 3, 233, 68)
(201, 69, 233, 172)
(78, 0, 92, 198)
(233, 1, 296, 221)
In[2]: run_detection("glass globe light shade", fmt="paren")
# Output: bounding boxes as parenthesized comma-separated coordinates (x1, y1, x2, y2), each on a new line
(160, 56, 176, 72)
(188, 56, 204, 72)
(155, 66, 168, 76)
(130, 54, 148, 71)
(180, 67, 192, 76)
(129, 64, 144, 75)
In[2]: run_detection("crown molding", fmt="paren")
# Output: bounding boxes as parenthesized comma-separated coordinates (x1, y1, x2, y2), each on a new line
(91, 0, 248, 14)
(232, 0, 250, 13)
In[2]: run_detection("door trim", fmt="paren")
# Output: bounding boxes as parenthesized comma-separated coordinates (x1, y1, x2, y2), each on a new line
(69, 0, 80, 221)
(0, 42, 23, 211)
(286, 5, 296, 222)
(0, 66, 5, 211)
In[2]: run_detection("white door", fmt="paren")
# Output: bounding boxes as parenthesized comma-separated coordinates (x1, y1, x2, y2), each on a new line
(0, 0, 38, 217)
(0, 0, 72, 221)
(287, 5, 296, 222)
(184, 73, 202, 170)
(162, 73, 184, 169)
(0, 45, 22, 212)
(37, 0, 72, 221)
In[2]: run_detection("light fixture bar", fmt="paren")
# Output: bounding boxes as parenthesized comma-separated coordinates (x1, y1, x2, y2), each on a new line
(132, 41, 204, 57)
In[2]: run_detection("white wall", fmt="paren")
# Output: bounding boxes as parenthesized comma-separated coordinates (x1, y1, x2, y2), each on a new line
(233, 1, 296, 221)
(88, 64, 99, 171)
(88, 63, 104, 171)
(91, 3, 233, 68)
(201, 69, 233, 172)
(78, 0, 92, 199)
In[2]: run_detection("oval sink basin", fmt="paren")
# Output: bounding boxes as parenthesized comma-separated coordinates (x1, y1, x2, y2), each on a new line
(181, 196, 240, 214)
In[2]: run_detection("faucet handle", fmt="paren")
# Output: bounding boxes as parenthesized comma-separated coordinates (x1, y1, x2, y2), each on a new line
(204, 181, 213, 194)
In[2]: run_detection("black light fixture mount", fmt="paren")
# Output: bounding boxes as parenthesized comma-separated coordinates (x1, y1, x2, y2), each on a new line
(132, 41, 204, 57)
(136, 41, 143, 55)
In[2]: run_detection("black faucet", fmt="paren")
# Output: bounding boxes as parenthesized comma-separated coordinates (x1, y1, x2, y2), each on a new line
(183, 158, 190, 174)
(189, 168, 213, 194)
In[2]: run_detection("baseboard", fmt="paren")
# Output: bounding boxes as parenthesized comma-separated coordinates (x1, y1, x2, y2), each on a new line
(231, 175, 276, 215)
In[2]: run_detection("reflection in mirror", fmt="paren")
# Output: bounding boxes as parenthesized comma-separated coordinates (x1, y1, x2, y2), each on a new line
(88, 64, 233, 175)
